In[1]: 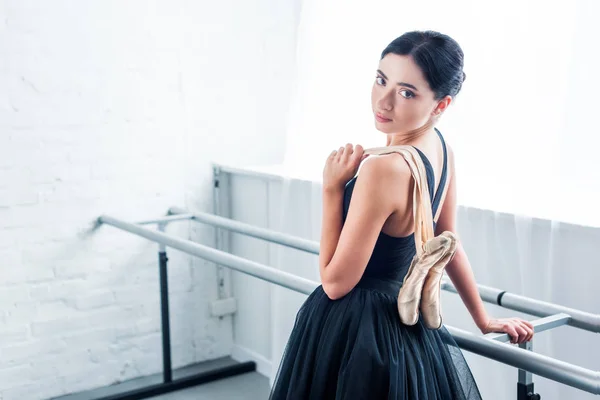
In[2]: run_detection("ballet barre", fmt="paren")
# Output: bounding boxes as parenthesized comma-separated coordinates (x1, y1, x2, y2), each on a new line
(89, 209, 600, 400)
(167, 206, 600, 399)
(98, 211, 600, 398)
(167, 206, 600, 334)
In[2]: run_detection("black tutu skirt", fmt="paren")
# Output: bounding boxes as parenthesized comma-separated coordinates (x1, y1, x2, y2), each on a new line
(269, 277, 483, 400)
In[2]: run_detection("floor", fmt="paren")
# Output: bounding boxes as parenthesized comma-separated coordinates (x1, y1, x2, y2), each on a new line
(149, 372, 269, 400)
(51, 357, 270, 400)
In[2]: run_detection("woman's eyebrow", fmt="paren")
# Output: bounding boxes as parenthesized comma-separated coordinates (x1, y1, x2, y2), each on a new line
(377, 69, 419, 92)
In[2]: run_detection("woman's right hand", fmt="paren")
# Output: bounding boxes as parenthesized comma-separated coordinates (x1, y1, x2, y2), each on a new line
(322, 143, 369, 192)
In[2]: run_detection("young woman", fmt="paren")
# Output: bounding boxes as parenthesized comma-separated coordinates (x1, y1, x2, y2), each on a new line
(269, 30, 534, 400)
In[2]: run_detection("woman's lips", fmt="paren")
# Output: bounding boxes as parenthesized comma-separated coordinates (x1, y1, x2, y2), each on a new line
(375, 113, 392, 123)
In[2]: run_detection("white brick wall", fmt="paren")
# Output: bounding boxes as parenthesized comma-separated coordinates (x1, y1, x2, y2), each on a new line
(0, 0, 300, 398)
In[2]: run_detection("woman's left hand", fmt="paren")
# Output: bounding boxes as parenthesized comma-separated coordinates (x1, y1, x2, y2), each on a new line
(323, 143, 369, 191)
(480, 317, 535, 344)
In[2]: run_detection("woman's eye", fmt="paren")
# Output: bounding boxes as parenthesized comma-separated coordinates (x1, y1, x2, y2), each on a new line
(399, 89, 415, 99)
(376, 76, 385, 86)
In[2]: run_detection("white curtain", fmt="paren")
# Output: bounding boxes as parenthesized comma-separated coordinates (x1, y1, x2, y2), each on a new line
(270, 1, 600, 399)
(282, 0, 600, 228)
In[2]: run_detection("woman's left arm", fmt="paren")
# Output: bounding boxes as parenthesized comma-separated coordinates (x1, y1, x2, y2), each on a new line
(435, 145, 534, 344)
(445, 243, 534, 344)
(444, 246, 491, 331)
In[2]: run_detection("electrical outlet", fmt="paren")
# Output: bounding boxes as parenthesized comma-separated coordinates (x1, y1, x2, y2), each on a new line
(209, 297, 237, 317)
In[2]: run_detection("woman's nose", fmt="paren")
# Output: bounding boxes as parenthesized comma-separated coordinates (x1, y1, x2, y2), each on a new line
(377, 93, 393, 111)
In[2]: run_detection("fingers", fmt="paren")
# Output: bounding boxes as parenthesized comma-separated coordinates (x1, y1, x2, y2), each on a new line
(347, 144, 367, 163)
(488, 317, 535, 344)
(332, 143, 365, 163)
(519, 319, 535, 342)
(512, 318, 535, 343)
(341, 143, 353, 162)
(506, 325, 519, 344)
(354, 144, 369, 162)
(508, 319, 535, 344)
(354, 144, 364, 156)
(526, 327, 534, 342)
(514, 324, 528, 344)
(334, 144, 350, 161)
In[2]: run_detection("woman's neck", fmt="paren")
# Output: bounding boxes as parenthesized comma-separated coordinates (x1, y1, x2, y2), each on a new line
(386, 118, 437, 146)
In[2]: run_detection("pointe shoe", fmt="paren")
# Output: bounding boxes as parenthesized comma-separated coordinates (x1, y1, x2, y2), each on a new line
(397, 254, 431, 326)
(397, 231, 458, 327)
(419, 231, 458, 329)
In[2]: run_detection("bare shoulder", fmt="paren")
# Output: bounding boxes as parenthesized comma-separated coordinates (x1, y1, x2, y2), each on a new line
(357, 153, 413, 205)
(360, 152, 412, 181)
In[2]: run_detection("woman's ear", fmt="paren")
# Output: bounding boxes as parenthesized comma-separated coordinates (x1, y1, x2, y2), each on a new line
(433, 95, 452, 116)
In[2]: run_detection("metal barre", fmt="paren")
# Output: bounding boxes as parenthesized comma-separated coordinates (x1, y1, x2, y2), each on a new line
(168, 206, 320, 254)
(443, 281, 599, 333)
(97, 214, 600, 395)
(166, 206, 600, 334)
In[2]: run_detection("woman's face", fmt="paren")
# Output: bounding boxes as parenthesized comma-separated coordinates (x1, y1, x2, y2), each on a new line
(371, 53, 444, 134)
